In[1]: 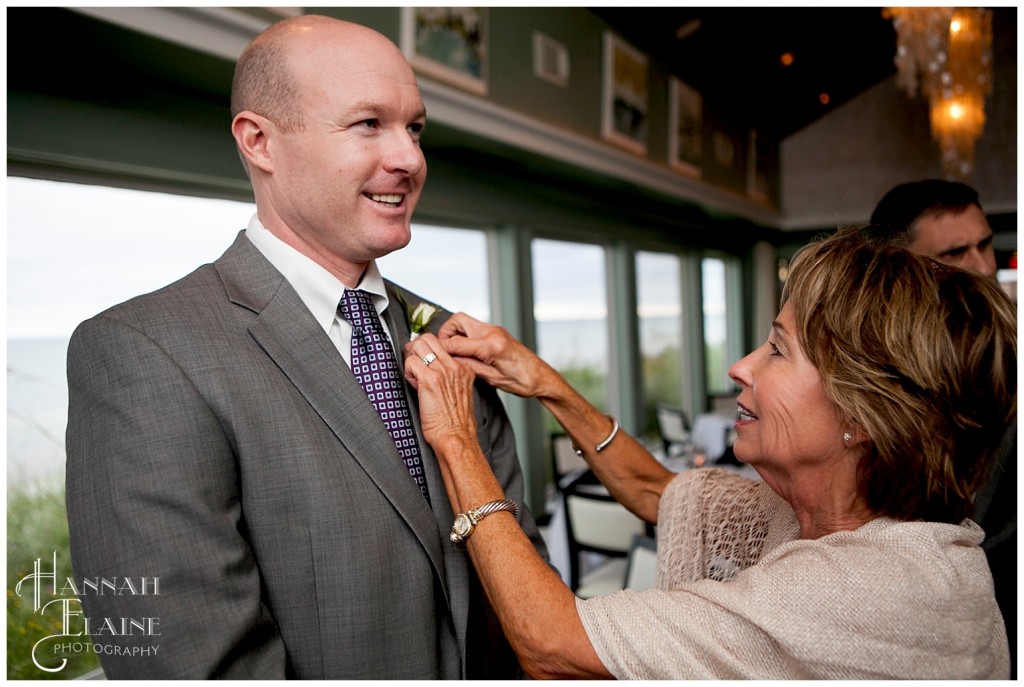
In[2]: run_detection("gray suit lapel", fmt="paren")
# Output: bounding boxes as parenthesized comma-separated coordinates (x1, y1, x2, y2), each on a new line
(384, 283, 470, 656)
(213, 234, 448, 588)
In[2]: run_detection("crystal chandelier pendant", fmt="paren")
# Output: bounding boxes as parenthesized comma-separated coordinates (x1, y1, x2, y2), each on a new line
(883, 7, 993, 181)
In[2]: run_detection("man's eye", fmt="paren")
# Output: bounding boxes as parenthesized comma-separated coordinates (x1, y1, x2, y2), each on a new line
(359, 119, 379, 129)
(408, 122, 425, 137)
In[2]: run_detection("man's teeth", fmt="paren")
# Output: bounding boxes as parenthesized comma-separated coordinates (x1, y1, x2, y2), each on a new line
(369, 193, 402, 205)
(738, 406, 757, 421)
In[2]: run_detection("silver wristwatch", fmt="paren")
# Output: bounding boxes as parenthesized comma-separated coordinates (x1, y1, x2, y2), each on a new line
(450, 499, 519, 547)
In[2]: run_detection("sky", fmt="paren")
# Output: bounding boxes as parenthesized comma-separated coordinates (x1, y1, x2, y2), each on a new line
(7, 177, 248, 340)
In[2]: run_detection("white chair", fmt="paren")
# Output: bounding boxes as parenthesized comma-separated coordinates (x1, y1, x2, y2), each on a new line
(623, 534, 657, 591)
(551, 432, 588, 487)
(562, 475, 647, 598)
(655, 404, 691, 457)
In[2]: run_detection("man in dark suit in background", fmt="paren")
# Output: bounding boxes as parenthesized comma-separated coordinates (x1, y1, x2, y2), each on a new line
(869, 178, 1015, 678)
(66, 14, 545, 678)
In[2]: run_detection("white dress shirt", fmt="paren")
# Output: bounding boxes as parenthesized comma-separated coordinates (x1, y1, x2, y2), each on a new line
(244, 215, 396, 365)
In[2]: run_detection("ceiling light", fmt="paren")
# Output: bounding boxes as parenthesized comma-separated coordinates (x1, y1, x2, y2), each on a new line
(883, 7, 993, 181)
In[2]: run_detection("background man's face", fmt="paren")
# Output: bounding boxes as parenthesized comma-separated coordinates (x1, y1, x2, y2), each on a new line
(911, 205, 997, 277)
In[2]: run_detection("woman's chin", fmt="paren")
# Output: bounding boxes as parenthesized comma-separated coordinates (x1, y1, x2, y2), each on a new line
(731, 444, 754, 465)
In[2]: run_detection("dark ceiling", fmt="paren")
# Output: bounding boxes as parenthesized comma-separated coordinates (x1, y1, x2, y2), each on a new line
(590, 6, 901, 141)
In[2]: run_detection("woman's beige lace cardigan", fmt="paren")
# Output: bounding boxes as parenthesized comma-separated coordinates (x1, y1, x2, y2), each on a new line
(577, 468, 1008, 679)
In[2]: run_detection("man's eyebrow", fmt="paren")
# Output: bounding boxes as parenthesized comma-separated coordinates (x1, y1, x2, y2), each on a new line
(343, 101, 427, 119)
(342, 100, 380, 114)
(940, 244, 971, 258)
(939, 235, 992, 258)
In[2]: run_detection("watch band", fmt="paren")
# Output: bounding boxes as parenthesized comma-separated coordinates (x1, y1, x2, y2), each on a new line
(450, 499, 519, 547)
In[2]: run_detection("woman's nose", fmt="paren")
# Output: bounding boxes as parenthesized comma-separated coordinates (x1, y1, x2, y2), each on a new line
(728, 351, 754, 388)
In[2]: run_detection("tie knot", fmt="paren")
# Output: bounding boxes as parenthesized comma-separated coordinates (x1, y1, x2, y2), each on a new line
(339, 289, 378, 329)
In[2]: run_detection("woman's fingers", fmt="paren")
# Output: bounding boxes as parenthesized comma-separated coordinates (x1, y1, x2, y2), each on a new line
(404, 334, 478, 446)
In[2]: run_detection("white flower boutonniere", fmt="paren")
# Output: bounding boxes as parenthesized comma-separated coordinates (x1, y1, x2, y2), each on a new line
(407, 301, 440, 340)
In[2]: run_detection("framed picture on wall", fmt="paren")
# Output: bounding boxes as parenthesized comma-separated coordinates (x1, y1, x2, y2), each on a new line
(400, 7, 488, 96)
(601, 32, 648, 155)
(668, 77, 702, 176)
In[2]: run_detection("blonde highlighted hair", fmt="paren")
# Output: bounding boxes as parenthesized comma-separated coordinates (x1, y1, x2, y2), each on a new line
(783, 225, 1016, 523)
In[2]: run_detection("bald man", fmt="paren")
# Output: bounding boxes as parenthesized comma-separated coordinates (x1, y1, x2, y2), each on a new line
(66, 15, 545, 678)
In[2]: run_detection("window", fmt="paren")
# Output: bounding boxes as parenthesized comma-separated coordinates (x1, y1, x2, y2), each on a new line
(531, 238, 609, 429)
(7, 175, 251, 679)
(7, 178, 493, 488)
(701, 255, 742, 397)
(376, 224, 490, 321)
(636, 251, 683, 443)
(7, 177, 248, 486)
(7, 177, 498, 678)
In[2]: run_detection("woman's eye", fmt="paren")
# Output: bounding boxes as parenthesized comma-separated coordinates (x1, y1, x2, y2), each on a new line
(769, 342, 781, 357)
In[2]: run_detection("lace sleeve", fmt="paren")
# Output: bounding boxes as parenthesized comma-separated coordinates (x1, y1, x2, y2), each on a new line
(656, 468, 796, 587)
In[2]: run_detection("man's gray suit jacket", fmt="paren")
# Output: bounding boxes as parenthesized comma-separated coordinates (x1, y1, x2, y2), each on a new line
(65, 230, 547, 679)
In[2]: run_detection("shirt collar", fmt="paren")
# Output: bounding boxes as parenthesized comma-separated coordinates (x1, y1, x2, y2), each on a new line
(244, 215, 391, 335)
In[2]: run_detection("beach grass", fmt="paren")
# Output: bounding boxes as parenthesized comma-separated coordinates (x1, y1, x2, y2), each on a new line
(7, 480, 101, 680)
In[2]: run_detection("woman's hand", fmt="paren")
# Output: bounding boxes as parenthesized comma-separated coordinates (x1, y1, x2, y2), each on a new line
(403, 333, 480, 456)
(437, 313, 558, 399)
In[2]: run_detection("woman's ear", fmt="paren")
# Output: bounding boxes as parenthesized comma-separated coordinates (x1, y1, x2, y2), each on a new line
(843, 427, 870, 447)
(231, 111, 274, 174)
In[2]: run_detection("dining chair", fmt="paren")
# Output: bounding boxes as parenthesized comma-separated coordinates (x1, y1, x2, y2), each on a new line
(561, 471, 647, 598)
(623, 533, 658, 591)
(551, 432, 589, 488)
(655, 404, 691, 457)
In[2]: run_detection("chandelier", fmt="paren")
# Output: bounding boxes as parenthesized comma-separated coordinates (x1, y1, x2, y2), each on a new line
(883, 7, 993, 181)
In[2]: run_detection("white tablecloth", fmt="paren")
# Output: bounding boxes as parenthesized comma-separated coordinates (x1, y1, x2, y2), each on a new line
(691, 412, 736, 461)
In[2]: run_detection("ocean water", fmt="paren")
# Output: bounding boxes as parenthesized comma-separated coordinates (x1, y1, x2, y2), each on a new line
(7, 338, 71, 487)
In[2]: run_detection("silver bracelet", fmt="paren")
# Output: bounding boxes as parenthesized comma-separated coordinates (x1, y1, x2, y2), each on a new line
(473, 499, 519, 520)
(571, 415, 620, 457)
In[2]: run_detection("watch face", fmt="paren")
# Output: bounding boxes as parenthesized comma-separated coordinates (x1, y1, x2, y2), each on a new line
(454, 513, 473, 537)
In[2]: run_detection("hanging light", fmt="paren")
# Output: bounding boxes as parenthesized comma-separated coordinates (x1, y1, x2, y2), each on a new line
(883, 7, 993, 180)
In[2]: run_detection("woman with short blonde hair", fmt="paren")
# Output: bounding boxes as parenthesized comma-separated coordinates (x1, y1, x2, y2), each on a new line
(404, 226, 1014, 679)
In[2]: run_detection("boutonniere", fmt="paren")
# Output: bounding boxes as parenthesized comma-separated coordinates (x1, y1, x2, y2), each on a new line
(399, 296, 441, 340)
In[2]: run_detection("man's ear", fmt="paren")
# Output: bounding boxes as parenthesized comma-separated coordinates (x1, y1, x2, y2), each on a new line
(231, 112, 274, 173)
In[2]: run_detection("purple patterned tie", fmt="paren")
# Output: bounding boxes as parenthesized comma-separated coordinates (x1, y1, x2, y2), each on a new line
(339, 289, 429, 501)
